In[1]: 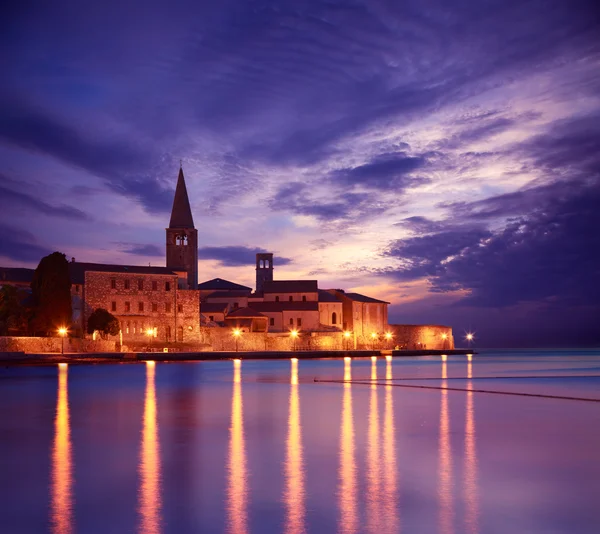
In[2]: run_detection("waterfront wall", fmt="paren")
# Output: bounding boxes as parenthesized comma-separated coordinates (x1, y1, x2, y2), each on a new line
(0, 336, 117, 353)
(388, 324, 454, 350)
(200, 328, 344, 351)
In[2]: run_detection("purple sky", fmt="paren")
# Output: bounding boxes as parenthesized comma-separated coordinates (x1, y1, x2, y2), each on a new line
(2, 1, 599, 347)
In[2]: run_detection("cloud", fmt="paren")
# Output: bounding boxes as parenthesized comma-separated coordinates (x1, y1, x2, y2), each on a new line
(0, 174, 89, 221)
(0, 224, 52, 263)
(199, 246, 292, 267)
(117, 243, 163, 257)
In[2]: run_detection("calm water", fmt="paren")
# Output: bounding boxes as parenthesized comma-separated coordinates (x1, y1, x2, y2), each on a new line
(1, 350, 600, 533)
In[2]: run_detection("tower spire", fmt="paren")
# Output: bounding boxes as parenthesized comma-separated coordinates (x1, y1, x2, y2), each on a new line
(169, 166, 195, 229)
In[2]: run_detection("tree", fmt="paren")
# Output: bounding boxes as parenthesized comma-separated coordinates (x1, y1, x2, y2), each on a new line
(87, 308, 119, 339)
(30, 252, 72, 336)
(0, 286, 31, 335)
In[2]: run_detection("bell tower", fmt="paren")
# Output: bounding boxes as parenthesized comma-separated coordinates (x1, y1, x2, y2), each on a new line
(166, 165, 198, 289)
(256, 252, 273, 292)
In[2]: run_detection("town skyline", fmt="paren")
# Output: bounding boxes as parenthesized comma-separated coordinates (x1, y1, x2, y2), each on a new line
(2, 1, 599, 347)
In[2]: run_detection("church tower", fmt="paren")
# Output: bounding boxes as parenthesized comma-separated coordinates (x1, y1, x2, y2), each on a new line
(166, 166, 198, 289)
(255, 252, 273, 292)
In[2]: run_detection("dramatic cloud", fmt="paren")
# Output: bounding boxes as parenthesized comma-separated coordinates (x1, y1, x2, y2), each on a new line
(0, 224, 52, 263)
(199, 246, 292, 267)
(117, 244, 163, 257)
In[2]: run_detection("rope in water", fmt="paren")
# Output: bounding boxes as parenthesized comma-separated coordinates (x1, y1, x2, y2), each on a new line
(313, 378, 600, 403)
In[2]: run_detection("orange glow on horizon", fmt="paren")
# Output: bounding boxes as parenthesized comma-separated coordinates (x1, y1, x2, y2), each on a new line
(227, 360, 248, 534)
(138, 360, 162, 534)
(338, 364, 357, 533)
(284, 358, 305, 534)
(51, 363, 73, 534)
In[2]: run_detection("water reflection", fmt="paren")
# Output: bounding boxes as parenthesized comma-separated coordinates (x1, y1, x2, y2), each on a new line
(227, 359, 248, 534)
(284, 358, 305, 534)
(139, 361, 162, 534)
(51, 363, 73, 534)
(367, 358, 381, 533)
(382, 358, 399, 532)
(339, 358, 358, 533)
(464, 359, 479, 533)
(438, 359, 454, 534)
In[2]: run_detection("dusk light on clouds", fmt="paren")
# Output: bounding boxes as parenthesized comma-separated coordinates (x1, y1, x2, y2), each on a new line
(1, 0, 599, 346)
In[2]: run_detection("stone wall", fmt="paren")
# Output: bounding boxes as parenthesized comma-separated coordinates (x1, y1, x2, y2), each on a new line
(0, 336, 117, 353)
(388, 324, 454, 350)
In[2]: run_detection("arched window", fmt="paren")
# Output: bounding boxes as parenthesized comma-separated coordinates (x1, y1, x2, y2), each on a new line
(332, 312, 337, 325)
(302, 296, 307, 302)
(260, 260, 264, 268)
(289, 296, 293, 301)
(177, 326, 184, 342)
(265, 260, 269, 268)
(275, 296, 280, 302)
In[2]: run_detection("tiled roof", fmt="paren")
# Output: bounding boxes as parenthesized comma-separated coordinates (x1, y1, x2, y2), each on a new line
(251, 301, 319, 312)
(200, 302, 228, 313)
(318, 289, 341, 302)
(344, 292, 390, 304)
(70, 262, 176, 284)
(263, 280, 318, 293)
(226, 307, 267, 318)
(203, 290, 251, 299)
(0, 267, 35, 284)
(198, 278, 252, 291)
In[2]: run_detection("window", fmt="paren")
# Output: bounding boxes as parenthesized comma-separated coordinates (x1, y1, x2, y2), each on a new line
(111, 301, 117, 312)
(265, 259, 269, 268)
(209, 315, 214, 321)
(289, 296, 293, 301)
(110, 279, 116, 289)
(165, 281, 171, 291)
(269, 317, 274, 326)
(177, 326, 184, 341)
(125, 301, 131, 312)
(152, 303, 158, 312)
(178, 304, 183, 313)
(297, 318, 302, 327)
(124, 279, 130, 290)
(302, 295, 306, 302)
(139, 302, 144, 312)
(166, 302, 171, 313)
(126, 321, 130, 334)
(166, 326, 171, 340)
(152, 281, 157, 291)
(289, 318, 294, 325)
(332, 312, 337, 325)
(138, 279, 144, 291)
(275, 296, 280, 302)
(133, 321, 137, 334)
(75, 285, 80, 293)
(233, 302, 239, 309)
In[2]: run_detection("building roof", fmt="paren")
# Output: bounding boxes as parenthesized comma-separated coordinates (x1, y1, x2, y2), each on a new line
(226, 307, 267, 318)
(344, 292, 390, 304)
(169, 166, 195, 229)
(70, 262, 176, 284)
(198, 278, 252, 291)
(248, 291, 264, 299)
(263, 280, 318, 293)
(0, 267, 35, 284)
(251, 301, 319, 313)
(200, 302, 228, 313)
(318, 289, 341, 302)
(203, 290, 251, 300)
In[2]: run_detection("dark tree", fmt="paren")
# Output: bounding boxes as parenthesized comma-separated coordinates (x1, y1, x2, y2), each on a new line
(0, 286, 31, 336)
(30, 252, 72, 336)
(87, 308, 120, 339)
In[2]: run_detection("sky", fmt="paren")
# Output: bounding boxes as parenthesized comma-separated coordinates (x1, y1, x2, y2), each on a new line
(1, 0, 599, 347)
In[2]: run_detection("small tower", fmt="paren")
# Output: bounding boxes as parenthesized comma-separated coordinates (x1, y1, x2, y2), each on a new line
(166, 166, 198, 289)
(255, 253, 273, 292)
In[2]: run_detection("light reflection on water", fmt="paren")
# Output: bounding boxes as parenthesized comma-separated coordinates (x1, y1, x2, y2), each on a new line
(227, 359, 248, 534)
(51, 363, 73, 534)
(367, 359, 381, 533)
(438, 359, 454, 534)
(339, 358, 358, 534)
(284, 358, 305, 534)
(382, 358, 399, 533)
(464, 359, 479, 533)
(138, 360, 161, 534)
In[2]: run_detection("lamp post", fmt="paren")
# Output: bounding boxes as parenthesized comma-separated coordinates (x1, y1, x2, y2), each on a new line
(343, 330, 351, 351)
(370, 332, 378, 351)
(290, 329, 299, 352)
(232, 328, 241, 352)
(146, 328, 154, 349)
(465, 333, 474, 347)
(384, 332, 393, 348)
(441, 333, 448, 350)
(58, 327, 67, 355)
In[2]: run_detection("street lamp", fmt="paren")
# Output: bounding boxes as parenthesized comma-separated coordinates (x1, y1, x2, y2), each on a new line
(146, 327, 154, 348)
(232, 328, 242, 352)
(384, 332, 393, 348)
(465, 332, 474, 346)
(343, 330, 351, 351)
(58, 327, 68, 355)
(290, 329, 299, 352)
(441, 332, 448, 350)
(370, 332, 378, 350)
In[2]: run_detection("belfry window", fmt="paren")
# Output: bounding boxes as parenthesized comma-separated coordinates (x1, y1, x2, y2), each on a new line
(175, 234, 188, 246)
(332, 312, 337, 325)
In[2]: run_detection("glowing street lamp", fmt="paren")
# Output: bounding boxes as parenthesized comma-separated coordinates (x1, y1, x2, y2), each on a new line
(58, 327, 68, 355)
(370, 332, 378, 350)
(343, 330, 352, 351)
(290, 329, 299, 352)
(441, 332, 448, 350)
(384, 332, 393, 348)
(232, 328, 242, 352)
(146, 328, 155, 347)
(465, 332, 474, 346)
